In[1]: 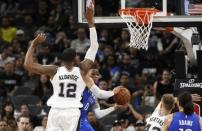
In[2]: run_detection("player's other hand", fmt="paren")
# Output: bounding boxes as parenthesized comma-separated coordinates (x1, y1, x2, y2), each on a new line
(33, 33, 46, 46)
(85, 0, 94, 27)
(192, 94, 202, 102)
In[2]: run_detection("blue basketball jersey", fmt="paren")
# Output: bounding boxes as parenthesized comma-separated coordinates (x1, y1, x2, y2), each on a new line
(169, 112, 201, 131)
(79, 88, 96, 131)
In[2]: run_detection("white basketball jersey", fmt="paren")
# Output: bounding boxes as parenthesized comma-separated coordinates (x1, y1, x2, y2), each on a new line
(47, 66, 86, 108)
(145, 111, 166, 131)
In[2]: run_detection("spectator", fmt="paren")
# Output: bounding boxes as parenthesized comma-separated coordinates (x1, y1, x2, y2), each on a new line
(17, 115, 32, 131)
(119, 72, 136, 94)
(23, 71, 40, 90)
(19, 104, 40, 128)
(0, 46, 15, 68)
(153, 69, 174, 102)
(119, 104, 143, 125)
(65, 15, 77, 39)
(103, 55, 120, 83)
(33, 115, 48, 131)
(0, 0, 19, 16)
(32, 75, 52, 105)
(0, 61, 21, 93)
(14, 56, 25, 79)
(0, 16, 17, 43)
(134, 120, 145, 131)
(0, 120, 10, 131)
(11, 39, 23, 56)
(120, 118, 135, 131)
(111, 120, 122, 131)
(36, 1, 49, 26)
(119, 54, 136, 78)
(113, 30, 130, 52)
(21, 14, 37, 41)
(99, 29, 110, 44)
(0, 101, 17, 130)
(70, 28, 90, 53)
(39, 15, 57, 34)
(15, 29, 27, 52)
(51, 31, 70, 53)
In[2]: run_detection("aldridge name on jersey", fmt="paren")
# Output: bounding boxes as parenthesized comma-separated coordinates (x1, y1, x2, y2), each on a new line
(59, 74, 79, 81)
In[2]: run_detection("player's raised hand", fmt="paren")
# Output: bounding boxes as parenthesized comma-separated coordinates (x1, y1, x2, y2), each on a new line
(85, 0, 95, 27)
(33, 33, 46, 46)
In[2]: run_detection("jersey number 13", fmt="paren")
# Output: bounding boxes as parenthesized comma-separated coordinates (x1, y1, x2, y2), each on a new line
(58, 83, 77, 98)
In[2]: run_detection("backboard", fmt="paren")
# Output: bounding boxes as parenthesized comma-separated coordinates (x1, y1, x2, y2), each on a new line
(74, 0, 202, 27)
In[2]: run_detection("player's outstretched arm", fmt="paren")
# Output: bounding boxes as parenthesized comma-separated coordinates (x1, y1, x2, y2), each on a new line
(92, 100, 124, 119)
(24, 33, 57, 78)
(80, 0, 99, 75)
(84, 76, 117, 99)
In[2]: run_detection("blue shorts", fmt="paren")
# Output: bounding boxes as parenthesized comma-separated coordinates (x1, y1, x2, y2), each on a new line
(79, 118, 94, 131)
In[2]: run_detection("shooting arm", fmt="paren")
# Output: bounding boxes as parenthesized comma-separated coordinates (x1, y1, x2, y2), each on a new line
(80, 4, 99, 75)
(90, 84, 114, 99)
(84, 76, 114, 99)
(80, 27, 99, 74)
(93, 100, 115, 119)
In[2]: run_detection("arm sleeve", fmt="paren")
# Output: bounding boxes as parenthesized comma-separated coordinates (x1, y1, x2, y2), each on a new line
(90, 84, 114, 99)
(84, 27, 99, 62)
(92, 100, 115, 119)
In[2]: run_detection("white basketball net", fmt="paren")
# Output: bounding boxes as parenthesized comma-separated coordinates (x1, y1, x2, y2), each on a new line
(120, 9, 156, 50)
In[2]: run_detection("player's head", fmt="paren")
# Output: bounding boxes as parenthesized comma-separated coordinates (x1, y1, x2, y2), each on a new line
(61, 48, 76, 64)
(177, 91, 194, 115)
(88, 64, 99, 82)
(161, 94, 175, 112)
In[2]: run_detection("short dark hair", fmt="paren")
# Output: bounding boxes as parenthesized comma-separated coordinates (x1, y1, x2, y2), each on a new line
(178, 91, 194, 115)
(90, 63, 98, 69)
(61, 48, 76, 62)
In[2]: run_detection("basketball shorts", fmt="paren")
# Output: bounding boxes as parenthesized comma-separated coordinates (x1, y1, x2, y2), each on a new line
(46, 108, 80, 131)
(79, 118, 94, 131)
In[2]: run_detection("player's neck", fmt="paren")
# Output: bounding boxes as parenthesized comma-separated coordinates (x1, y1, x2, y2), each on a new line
(65, 63, 74, 70)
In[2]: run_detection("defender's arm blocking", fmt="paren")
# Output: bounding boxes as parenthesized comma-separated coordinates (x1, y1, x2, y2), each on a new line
(24, 33, 57, 78)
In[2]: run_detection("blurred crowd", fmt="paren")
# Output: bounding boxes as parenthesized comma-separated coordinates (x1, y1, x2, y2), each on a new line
(0, 0, 183, 131)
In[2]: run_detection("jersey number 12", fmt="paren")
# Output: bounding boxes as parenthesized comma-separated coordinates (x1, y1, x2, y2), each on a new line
(59, 83, 77, 98)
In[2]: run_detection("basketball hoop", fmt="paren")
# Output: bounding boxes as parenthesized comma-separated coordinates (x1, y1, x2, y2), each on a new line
(119, 8, 159, 50)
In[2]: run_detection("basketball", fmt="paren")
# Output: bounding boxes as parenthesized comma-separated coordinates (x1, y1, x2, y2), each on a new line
(113, 86, 131, 105)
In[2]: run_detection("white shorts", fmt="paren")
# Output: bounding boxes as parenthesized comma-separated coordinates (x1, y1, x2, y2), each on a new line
(46, 108, 81, 131)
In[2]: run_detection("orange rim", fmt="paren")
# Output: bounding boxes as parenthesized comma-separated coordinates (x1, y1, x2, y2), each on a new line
(119, 8, 159, 24)
(119, 8, 159, 15)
